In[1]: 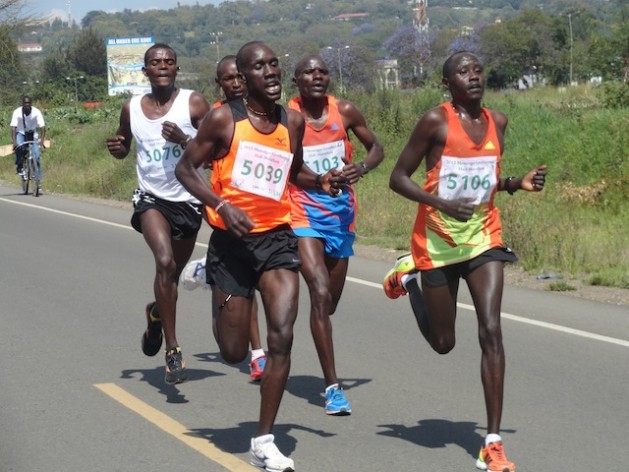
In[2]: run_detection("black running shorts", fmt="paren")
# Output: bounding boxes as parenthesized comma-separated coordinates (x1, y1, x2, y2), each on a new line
(130, 189, 202, 240)
(421, 247, 518, 288)
(206, 224, 301, 297)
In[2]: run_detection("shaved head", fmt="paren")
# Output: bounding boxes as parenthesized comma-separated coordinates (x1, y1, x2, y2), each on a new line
(294, 54, 325, 78)
(442, 51, 480, 80)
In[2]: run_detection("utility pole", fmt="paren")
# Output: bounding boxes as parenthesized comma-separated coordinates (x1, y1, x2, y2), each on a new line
(413, 0, 430, 78)
(66, 76, 84, 105)
(281, 53, 290, 102)
(66, 0, 72, 26)
(326, 45, 350, 94)
(211, 31, 223, 63)
(565, 10, 580, 86)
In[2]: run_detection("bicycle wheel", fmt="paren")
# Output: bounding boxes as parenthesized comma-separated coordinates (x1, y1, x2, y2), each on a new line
(22, 150, 31, 195)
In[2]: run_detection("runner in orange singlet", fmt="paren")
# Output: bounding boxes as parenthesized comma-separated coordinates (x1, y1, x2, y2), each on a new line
(181, 54, 267, 381)
(212, 54, 245, 109)
(175, 41, 345, 472)
(383, 52, 547, 472)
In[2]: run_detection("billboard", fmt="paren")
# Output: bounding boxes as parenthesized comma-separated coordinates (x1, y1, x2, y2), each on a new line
(106, 37, 154, 96)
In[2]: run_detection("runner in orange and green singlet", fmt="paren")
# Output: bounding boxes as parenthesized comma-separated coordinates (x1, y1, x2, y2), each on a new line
(383, 51, 547, 472)
(412, 101, 505, 270)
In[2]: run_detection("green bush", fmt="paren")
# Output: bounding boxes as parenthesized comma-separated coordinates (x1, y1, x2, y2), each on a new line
(598, 81, 629, 109)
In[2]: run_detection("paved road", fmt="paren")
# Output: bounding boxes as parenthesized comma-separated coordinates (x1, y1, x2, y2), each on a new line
(1, 183, 628, 472)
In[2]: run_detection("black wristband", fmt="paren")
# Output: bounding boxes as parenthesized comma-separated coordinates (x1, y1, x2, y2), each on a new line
(315, 174, 323, 190)
(505, 176, 516, 195)
(359, 162, 370, 175)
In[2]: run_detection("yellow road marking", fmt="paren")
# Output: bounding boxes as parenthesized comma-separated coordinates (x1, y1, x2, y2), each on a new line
(94, 383, 257, 471)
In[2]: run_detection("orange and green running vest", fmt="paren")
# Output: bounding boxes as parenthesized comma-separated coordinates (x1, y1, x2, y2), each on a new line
(411, 102, 505, 270)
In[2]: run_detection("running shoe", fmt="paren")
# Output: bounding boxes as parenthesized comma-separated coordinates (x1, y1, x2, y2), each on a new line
(141, 302, 163, 356)
(382, 252, 415, 299)
(475, 441, 516, 472)
(325, 385, 352, 416)
(250, 434, 295, 472)
(250, 355, 267, 381)
(164, 346, 187, 385)
(181, 258, 207, 291)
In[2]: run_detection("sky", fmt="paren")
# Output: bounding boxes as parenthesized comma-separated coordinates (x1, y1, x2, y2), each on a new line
(26, 0, 227, 25)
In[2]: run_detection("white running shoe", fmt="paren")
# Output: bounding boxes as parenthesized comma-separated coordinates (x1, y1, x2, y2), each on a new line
(250, 434, 295, 472)
(181, 258, 208, 291)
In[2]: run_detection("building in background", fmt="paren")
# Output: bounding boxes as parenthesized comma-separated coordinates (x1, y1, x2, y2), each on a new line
(375, 59, 400, 90)
(18, 43, 43, 53)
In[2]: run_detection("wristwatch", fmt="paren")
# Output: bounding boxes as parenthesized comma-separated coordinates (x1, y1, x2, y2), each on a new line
(359, 162, 370, 175)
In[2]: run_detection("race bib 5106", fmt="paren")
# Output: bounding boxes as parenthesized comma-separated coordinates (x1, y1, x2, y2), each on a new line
(438, 155, 498, 204)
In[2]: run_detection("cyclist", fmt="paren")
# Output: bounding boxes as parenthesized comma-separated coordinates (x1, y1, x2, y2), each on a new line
(11, 95, 46, 192)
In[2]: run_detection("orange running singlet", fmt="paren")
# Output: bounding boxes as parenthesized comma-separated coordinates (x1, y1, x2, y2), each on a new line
(206, 99, 294, 233)
(411, 102, 505, 270)
(287, 95, 356, 232)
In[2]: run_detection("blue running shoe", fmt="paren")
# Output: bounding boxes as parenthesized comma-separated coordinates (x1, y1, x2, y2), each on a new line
(325, 385, 351, 416)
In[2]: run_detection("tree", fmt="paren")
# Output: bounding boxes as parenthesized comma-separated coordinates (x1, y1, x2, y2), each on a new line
(67, 27, 107, 77)
(40, 46, 71, 82)
(383, 25, 426, 87)
(0, 24, 24, 105)
(321, 42, 374, 93)
(0, 0, 22, 22)
(612, 0, 629, 81)
(479, 8, 565, 87)
(0, 0, 26, 106)
(81, 11, 109, 29)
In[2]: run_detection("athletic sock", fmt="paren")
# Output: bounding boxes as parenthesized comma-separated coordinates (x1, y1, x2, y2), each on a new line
(251, 348, 265, 360)
(400, 272, 417, 290)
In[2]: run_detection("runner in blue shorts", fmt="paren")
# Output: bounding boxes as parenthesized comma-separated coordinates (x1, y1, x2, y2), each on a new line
(288, 54, 384, 416)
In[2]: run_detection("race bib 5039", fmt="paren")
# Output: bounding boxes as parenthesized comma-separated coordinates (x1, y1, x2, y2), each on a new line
(231, 140, 294, 201)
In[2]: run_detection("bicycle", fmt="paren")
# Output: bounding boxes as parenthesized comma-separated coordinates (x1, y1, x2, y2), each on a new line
(16, 140, 42, 197)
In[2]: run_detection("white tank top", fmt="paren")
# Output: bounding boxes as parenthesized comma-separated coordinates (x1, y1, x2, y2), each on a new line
(130, 89, 203, 202)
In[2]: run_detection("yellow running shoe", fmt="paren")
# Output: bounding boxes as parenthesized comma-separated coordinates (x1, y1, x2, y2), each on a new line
(382, 253, 415, 299)
(475, 441, 516, 472)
